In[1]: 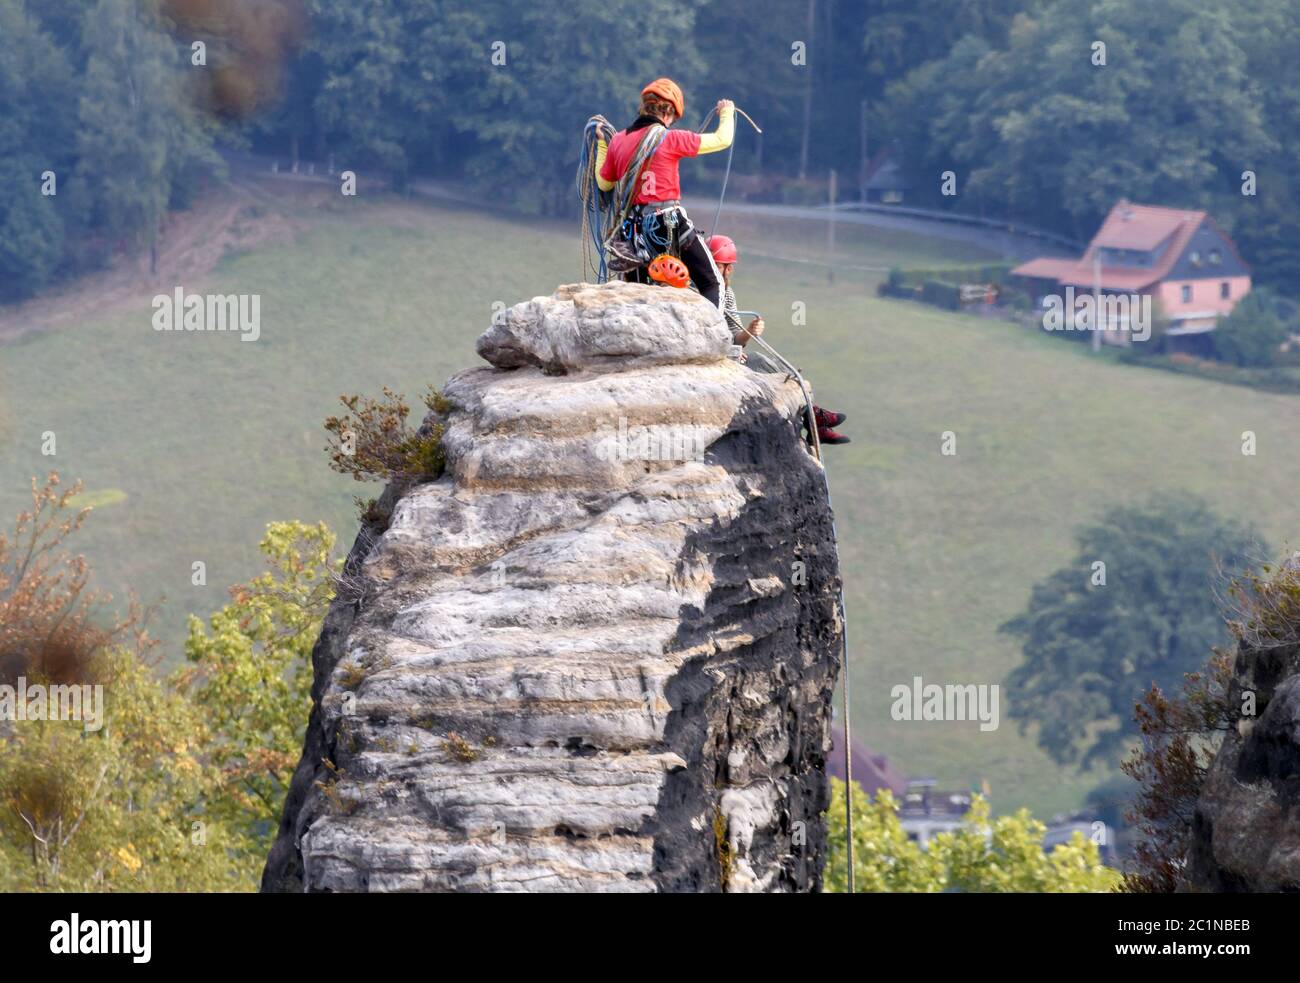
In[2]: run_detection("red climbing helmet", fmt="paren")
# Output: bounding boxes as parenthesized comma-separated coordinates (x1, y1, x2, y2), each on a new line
(647, 253, 690, 289)
(641, 78, 685, 119)
(707, 234, 737, 264)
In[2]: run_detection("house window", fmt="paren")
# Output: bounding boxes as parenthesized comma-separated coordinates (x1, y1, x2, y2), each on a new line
(1220, 281, 1230, 299)
(1181, 284, 1192, 303)
(1098, 247, 1155, 267)
(1190, 250, 1202, 267)
(1210, 250, 1222, 265)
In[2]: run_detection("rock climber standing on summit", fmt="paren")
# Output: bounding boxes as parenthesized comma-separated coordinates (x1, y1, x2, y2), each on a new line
(593, 78, 735, 308)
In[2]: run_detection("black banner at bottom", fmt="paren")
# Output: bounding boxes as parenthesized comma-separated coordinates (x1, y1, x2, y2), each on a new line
(5, 890, 1286, 971)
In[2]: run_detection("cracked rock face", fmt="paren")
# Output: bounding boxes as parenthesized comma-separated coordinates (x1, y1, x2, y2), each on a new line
(262, 281, 843, 893)
(1190, 637, 1300, 892)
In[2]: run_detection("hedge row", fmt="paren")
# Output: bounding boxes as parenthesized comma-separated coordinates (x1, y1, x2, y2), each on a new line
(887, 264, 1014, 289)
(1117, 350, 1300, 394)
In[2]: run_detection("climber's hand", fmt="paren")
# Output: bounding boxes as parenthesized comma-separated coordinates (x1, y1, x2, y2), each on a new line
(747, 317, 764, 338)
(717, 99, 734, 114)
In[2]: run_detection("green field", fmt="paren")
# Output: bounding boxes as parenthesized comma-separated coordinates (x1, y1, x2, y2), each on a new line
(4, 186, 1298, 818)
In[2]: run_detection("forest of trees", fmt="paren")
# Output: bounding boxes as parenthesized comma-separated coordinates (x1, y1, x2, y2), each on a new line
(2, 0, 1298, 299)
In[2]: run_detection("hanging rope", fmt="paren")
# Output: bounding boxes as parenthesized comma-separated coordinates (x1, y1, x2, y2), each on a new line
(695, 107, 763, 240)
(695, 105, 764, 139)
(735, 312, 855, 894)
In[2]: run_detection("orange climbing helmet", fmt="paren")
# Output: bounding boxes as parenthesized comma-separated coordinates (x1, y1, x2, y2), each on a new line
(647, 253, 690, 289)
(641, 78, 684, 119)
(707, 234, 737, 264)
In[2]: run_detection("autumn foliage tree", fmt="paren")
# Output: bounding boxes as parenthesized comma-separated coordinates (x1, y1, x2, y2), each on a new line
(0, 476, 339, 891)
(1120, 653, 1234, 893)
(0, 474, 244, 890)
(1122, 556, 1300, 892)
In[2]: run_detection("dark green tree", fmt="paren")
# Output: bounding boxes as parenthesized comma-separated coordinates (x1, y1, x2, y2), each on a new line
(301, 0, 415, 183)
(0, 161, 65, 301)
(442, 0, 703, 213)
(0, 0, 76, 298)
(1001, 493, 1259, 768)
(886, 0, 1273, 238)
(73, 0, 221, 263)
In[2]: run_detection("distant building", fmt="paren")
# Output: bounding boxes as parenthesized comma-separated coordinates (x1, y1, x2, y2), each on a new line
(826, 734, 908, 797)
(1042, 817, 1119, 868)
(861, 144, 912, 205)
(897, 779, 973, 848)
(896, 783, 1120, 866)
(1012, 199, 1251, 352)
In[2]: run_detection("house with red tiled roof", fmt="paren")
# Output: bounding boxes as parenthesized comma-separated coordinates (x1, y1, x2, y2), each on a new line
(1012, 200, 1251, 349)
(825, 732, 909, 798)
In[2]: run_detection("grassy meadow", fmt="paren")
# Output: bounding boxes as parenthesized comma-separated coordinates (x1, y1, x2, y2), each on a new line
(3, 184, 1298, 818)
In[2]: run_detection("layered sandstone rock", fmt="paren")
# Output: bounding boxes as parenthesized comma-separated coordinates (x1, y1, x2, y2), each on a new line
(1189, 631, 1300, 892)
(263, 281, 843, 893)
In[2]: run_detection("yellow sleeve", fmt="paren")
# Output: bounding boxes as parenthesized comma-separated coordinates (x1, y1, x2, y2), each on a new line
(595, 138, 616, 192)
(696, 105, 735, 155)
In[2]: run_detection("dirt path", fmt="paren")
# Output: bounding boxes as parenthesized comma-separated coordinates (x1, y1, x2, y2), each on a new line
(0, 178, 304, 345)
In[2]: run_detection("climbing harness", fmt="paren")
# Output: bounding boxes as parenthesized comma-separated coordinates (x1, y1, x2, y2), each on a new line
(735, 311, 855, 894)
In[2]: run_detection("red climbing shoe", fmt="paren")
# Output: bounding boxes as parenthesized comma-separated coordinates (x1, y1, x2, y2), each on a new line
(818, 427, 851, 445)
(815, 407, 847, 429)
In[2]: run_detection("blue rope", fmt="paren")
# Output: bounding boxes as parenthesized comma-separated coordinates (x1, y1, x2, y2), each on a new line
(577, 116, 668, 282)
(577, 118, 613, 281)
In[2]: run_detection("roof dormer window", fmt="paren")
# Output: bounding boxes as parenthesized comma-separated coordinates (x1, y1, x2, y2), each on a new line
(1210, 249, 1222, 265)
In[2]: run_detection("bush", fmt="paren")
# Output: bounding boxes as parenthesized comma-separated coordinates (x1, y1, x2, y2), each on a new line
(1122, 653, 1234, 893)
(1118, 349, 1300, 395)
(824, 780, 1119, 893)
(1212, 288, 1289, 367)
(777, 177, 829, 206)
(1007, 290, 1033, 313)
(896, 264, 1013, 288)
(921, 279, 961, 310)
(323, 386, 448, 486)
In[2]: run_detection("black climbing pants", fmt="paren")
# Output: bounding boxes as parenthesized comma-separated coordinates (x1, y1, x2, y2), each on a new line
(679, 233, 722, 308)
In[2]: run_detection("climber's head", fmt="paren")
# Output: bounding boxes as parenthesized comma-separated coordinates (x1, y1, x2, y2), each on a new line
(640, 78, 684, 126)
(708, 234, 737, 283)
